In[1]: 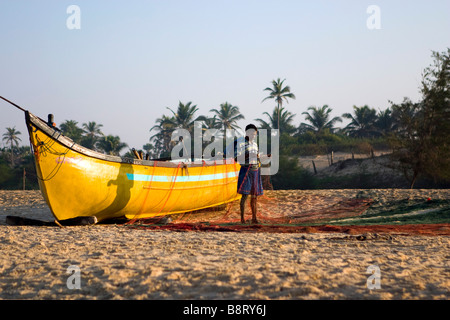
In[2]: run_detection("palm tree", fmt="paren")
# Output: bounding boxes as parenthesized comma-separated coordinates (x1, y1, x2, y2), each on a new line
(166, 101, 203, 133)
(198, 115, 222, 137)
(300, 105, 342, 134)
(209, 102, 245, 134)
(60, 120, 84, 143)
(150, 115, 176, 158)
(142, 143, 157, 159)
(81, 121, 103, 150)
(342, 105, 378, 138)
(374, 107, 396, 135)
(255, 107, 296, 135)
(97, 135, 128, 156)
(165, 101, 207, 157)
(2, 127, 21, 166)
(200, 115, 220, 129)
(262, 78, 296, 133)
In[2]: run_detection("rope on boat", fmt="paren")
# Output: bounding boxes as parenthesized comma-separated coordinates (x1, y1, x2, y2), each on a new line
(31, 132, 76, 182)
(126, 160, 159, 224)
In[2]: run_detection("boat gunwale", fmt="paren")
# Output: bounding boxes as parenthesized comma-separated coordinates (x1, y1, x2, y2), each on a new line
(26, 111, 237, 169)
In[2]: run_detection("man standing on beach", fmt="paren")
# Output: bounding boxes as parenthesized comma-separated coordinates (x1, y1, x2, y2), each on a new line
(235, 124, 264, 224)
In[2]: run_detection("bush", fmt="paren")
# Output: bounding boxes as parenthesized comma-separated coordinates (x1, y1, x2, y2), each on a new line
(0, 163, 15, 188)
(286, 133, 391, 156)
(270, 155, 317, 189)
(0, 148, 39, 190)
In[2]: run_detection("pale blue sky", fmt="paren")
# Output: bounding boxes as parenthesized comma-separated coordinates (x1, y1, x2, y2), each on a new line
(1, 0, 449, 150)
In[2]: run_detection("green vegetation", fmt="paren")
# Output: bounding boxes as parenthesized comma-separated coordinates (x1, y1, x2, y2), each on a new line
(270, 156, 317, 190)
(261, 78, 296, 135)
(389, 49, 450, 188)
(0, 146, 39, 190)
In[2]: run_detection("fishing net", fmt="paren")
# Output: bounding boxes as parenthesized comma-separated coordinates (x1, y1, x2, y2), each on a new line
(125, 187, 450, 234)
(126, 191, 375, 232)
(119, 159, 449, 234)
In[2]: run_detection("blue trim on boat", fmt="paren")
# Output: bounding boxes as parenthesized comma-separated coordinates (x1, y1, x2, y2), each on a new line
(126, 171, 238, 182)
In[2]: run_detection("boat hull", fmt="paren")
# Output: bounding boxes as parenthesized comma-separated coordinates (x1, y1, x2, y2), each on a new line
(26, 112, 240, 222)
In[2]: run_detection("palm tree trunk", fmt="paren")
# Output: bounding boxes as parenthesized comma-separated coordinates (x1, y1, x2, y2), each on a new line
(277, 101, 280, 135)
(409, 170, 419, 189)
(10, 141, 14, 167)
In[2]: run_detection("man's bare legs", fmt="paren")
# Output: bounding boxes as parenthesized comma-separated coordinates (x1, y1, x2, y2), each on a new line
(240, 194, 248, 223)
(250, 196, 258, 224)
(240, 194, 258, 224)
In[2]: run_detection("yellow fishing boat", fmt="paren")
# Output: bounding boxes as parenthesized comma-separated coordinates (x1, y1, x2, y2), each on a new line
(13, 105, 240, 224)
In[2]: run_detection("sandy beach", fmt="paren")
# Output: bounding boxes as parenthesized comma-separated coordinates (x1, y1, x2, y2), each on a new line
(0, 189, 449, 300)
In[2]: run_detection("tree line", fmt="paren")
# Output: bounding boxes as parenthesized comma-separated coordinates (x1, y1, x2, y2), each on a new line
(1, 48, 449, 189)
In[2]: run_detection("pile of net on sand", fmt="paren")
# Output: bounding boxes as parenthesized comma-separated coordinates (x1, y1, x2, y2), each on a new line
(126, 192, 450, 235)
